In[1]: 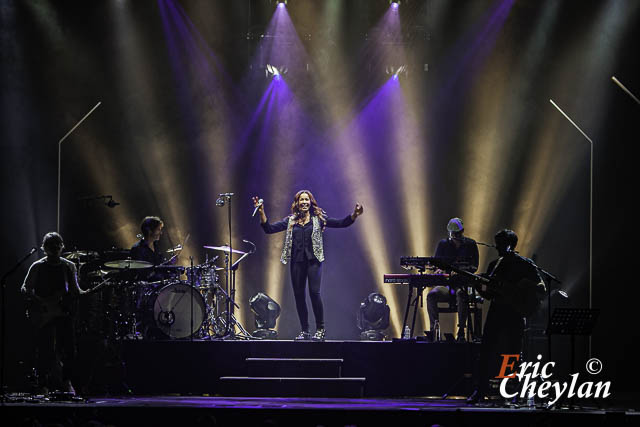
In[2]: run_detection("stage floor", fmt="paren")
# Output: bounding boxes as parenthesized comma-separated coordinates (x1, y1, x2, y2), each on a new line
(7, 339, 637, 425)
(4, 395, 637, 427)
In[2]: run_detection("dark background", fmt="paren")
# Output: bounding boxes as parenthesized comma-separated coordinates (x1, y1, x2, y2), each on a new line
(1, 0, 638, 398)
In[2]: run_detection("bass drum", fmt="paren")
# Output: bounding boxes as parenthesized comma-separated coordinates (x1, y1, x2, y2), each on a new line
(149, 281, 206, 339)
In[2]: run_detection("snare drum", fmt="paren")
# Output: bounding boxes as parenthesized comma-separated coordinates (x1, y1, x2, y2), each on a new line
(145, 281, 206, 339)
(186, 264, 219, 289)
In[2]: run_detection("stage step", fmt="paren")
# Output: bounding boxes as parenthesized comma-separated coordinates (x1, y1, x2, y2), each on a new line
(246, 358, 343, 378)
(219, 376, 366, 397)
(220, 356, 365, 397)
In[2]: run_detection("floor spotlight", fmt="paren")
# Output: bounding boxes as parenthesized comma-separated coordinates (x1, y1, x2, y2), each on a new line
(357, 293, 390, 341)
(250, 292, 281, 339)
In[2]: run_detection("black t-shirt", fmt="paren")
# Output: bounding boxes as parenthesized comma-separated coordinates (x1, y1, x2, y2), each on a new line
(434, 237, 479, 273)
(34, 262, 68, 298)
(130, 240, 165, 266)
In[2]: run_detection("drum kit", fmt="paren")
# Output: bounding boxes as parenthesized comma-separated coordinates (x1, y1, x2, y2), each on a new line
(68, 244, 250, 341)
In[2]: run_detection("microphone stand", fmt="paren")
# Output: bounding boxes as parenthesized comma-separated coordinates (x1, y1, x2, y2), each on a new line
(190, 256, 194, 343)
(1, 248, 38, 403)
(511, 253, 562, 365)
(216, 193, 237, 338)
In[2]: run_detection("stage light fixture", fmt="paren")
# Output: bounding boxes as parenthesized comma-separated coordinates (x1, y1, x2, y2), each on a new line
(390, 1, 400, 10)
(357, 293, 390, 341)
(265, 64, 288, 80)
(250, 292, 281, 339)
(385, 65, 407, 80)
(276, 1, 287, 8)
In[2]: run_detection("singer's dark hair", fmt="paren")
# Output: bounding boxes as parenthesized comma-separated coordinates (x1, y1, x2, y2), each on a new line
(494, 229, 518, 250)
(141, 216, 163, 238)
(290, 190, 326, 225)
(42, 232, 64, 251)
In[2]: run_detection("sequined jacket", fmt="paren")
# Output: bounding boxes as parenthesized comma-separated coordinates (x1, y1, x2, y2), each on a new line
(261, 214, 354, 264)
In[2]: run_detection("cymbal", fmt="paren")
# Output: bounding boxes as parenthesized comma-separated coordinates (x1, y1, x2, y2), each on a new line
(102, 249, 131, 261)
(203, 245, 247, 255)
(104, 259, 153, 269)
(63, 250, 99, 260)
(87, 269, 110, 278)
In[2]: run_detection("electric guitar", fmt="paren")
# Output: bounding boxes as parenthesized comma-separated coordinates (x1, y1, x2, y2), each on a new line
(25, 280, 111, 328)
(429, 258, 542, 317)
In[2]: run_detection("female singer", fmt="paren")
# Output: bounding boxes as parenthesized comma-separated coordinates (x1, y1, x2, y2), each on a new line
(253, 190, 363, 340)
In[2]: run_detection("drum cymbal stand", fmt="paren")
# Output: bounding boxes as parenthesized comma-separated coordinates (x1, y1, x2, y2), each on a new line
(215, 192, 248, 339)
(213, 251, 253, 339)
(225, 241, 256, 339)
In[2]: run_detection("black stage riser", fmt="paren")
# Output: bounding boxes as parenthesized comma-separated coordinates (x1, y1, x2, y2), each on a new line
(119, 340, 479, 397)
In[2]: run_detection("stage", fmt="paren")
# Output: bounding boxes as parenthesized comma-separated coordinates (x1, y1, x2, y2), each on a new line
(4, 395, 637, 426)
(97, 339, 480, 397)
(3, 1, 640, 425)
(5, 339, 635, 426)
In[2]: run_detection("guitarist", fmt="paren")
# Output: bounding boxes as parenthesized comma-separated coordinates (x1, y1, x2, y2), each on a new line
(21, 232, 87, 395)
(467, 229, 545, 404)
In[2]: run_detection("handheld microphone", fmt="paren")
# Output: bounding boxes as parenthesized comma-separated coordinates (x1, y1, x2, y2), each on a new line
(252, 199, 264, 217)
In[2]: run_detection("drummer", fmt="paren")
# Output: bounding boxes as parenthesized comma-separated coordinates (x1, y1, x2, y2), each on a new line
(130, 216, 178, 280)
(131, 216, 167, 265)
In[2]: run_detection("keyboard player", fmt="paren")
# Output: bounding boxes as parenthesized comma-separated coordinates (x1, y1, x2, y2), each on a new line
(426, 218, 479, 341)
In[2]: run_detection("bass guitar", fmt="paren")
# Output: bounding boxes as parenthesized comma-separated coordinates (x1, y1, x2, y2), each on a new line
(25, 280, 111, 328)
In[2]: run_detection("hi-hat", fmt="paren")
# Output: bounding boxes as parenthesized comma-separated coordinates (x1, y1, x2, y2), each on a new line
(104, 259, 153, 269)
(87, 269, 111, 278)
(203, 245, 247, 255)
(63, 250, 99, 260)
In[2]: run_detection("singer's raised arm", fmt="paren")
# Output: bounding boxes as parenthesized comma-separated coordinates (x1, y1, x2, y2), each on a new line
(260, 217, 290, 234)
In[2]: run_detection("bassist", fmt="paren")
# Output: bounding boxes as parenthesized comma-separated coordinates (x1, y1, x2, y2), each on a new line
(21, 232, 87, 395)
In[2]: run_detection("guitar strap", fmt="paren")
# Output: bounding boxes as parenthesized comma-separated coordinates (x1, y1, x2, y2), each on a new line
(488, 257, 504, 278)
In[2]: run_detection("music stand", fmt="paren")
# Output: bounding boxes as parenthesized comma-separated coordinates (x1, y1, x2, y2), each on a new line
(547, 308, 599, 408)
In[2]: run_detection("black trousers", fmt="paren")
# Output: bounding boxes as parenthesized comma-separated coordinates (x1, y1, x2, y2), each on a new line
(36, 315, 76, 386)
(426, 286, 469, 333)
(290, 259, 323, 331)
(475, 303, 524, 395)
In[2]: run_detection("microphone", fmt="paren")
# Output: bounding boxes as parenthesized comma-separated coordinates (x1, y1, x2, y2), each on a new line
(106, 197, 120, 208)
(216, 193, 234, 207)
(252, 199, 264, 217)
